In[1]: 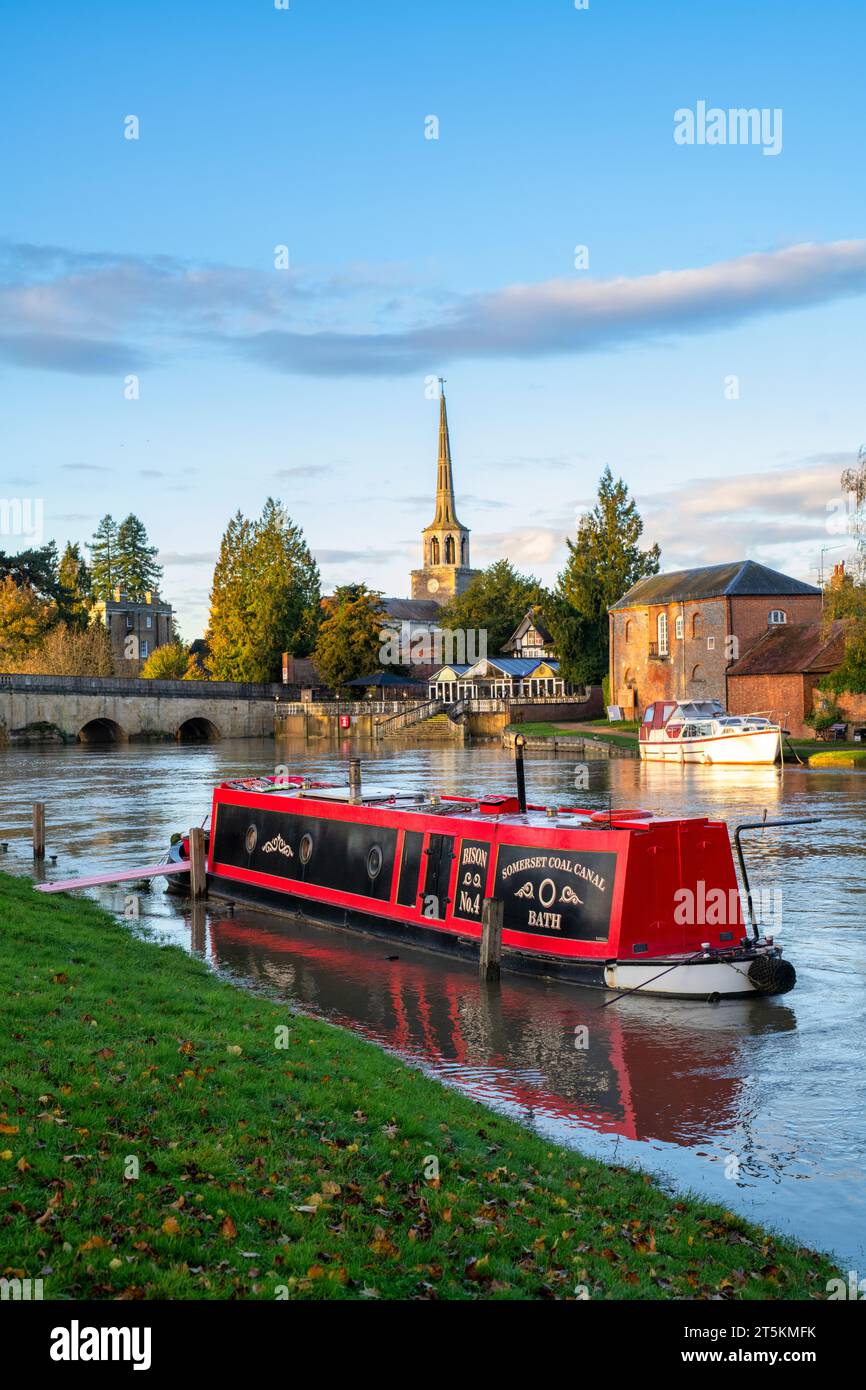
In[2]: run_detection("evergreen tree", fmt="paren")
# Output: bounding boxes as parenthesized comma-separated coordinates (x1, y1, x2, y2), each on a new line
(88, 516, 120, 600)
(206, 500, 321, 682)
(0, 543, 60, 602)
(57, 542, 92, 629)
(206, 512, 255, 682)
(245, 499, 321, 677)
(439, 560, 544, 655)
(116, 514, 162, 599)
(551, 467, 660, 684)
(313, 584, 388, 689)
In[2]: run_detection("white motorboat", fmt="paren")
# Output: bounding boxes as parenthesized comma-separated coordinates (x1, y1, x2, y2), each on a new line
(639, 700, 783, 765)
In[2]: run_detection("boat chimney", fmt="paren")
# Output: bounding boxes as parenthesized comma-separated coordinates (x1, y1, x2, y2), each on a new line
(514, 734, 527, 813)
(348, 758, 362, 805)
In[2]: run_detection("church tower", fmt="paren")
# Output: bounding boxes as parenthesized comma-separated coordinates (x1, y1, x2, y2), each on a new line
(410, 381, 479, 605)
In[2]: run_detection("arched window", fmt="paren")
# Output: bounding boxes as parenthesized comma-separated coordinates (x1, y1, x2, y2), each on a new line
(624, 619, 633, 643)
(692, 612, 703, 637)
(444, 535, 455, 564)
(460, 536, 466, 565)
(691, 663, 705, 684)
(768, 609, 787, 625)
(657, 612, 669, 656)
(430, 537, 440, 565)
(624, 667, 636, 686)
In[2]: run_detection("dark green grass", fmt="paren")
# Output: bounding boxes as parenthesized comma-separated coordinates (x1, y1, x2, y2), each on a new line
(0, 873, 839, 1300)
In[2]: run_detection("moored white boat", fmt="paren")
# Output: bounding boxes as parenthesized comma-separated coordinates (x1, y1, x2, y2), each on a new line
(639, 700, 783, 765)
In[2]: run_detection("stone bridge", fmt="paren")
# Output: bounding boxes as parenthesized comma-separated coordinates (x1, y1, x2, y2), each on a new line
(0, 674, 285, 745)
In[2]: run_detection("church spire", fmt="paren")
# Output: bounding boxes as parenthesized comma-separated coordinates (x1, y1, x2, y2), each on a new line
(410, 380, 477, 603)
(433, 378, 462, 527)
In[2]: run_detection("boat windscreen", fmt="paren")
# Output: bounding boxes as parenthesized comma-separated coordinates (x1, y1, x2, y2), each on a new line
(678, 701, 723, 718)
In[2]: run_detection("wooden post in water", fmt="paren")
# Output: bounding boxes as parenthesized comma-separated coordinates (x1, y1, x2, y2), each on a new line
(32, 802, 45, 859)
(479, 897, 503, 982)
(188, 827, 207, 899)
(348, 758, 362, 805)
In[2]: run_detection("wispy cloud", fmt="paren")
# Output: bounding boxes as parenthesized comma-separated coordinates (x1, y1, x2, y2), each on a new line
(639, 455, 856, 574)
(2, 238, 865, 377)
(474, 526, 565, 568)
(274, 464, 336, 479)
(314, 547, 396, 564)
(236, 240, 866, 376)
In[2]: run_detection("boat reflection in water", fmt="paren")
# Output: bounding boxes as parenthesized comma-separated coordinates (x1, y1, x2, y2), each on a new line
(198, 902, 796, 1149)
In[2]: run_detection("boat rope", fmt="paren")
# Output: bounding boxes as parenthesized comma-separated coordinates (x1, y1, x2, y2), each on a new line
(597, 948, 711, 1008)
(784, 735, 804, 765)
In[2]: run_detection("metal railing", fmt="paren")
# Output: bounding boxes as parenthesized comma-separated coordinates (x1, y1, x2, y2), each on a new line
(0, 672, 284, 700)
(432, 689, 593, 706)
(276, 700, 418, 718)
(373, 699, 444, 738)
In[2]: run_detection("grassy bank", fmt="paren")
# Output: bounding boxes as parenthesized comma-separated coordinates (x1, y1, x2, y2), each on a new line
(807, 748, 866, 767)
(507, 721, 639, 748)
(0, 873, 838, 1300)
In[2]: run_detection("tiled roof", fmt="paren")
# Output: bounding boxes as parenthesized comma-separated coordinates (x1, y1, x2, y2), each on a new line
(727, 621, 847, 677)
(503, 606, 555, 648)
(611, 561, 820, 610)
(430, 657, 559, 679)
(381, 598, 443, 622)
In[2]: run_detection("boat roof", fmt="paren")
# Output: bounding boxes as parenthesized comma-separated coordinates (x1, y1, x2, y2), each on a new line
(675, 700, 725, 718)
(217, 777, 707, 830)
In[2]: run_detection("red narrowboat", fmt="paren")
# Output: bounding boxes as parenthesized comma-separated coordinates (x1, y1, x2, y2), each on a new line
(169, 757, 806, 1001)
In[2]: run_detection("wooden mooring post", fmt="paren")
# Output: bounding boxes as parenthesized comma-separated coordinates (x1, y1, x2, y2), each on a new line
(479, 897, 503, 982)
(32, 802, 45, 859)
(188, 826, 207, 899)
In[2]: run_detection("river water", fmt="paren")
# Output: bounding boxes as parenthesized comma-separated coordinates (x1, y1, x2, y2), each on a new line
(1, 735, 864, 1269)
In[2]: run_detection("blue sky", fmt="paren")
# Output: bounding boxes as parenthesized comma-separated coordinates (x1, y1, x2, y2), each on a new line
(1, 0, 864, 637)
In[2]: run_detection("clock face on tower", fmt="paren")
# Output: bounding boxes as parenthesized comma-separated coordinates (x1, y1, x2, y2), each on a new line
(427, 578, 439, 593)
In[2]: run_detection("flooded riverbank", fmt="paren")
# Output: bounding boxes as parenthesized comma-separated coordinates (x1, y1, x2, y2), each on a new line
(2, 736, 864, 1268)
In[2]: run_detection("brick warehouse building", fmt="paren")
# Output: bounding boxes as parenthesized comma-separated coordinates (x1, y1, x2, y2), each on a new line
(608, 561, 822, 714)
(726, 619, 847, 737)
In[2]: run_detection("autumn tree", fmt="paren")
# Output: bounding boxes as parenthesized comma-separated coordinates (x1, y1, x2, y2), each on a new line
(439, 560, 544, 655)
(206, 500, 321, 682)
(14, 621, 115, 677)
(313, 584, 389, 689)
(140, 641, 189, 679)
(182, 651, 208, 681)
(0, 577, 56, 669)
(551, 467, 660, 684)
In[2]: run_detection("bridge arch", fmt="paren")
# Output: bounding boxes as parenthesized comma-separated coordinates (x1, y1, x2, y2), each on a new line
(176, 716, 221, 743)
(77, 718, 127, 744)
